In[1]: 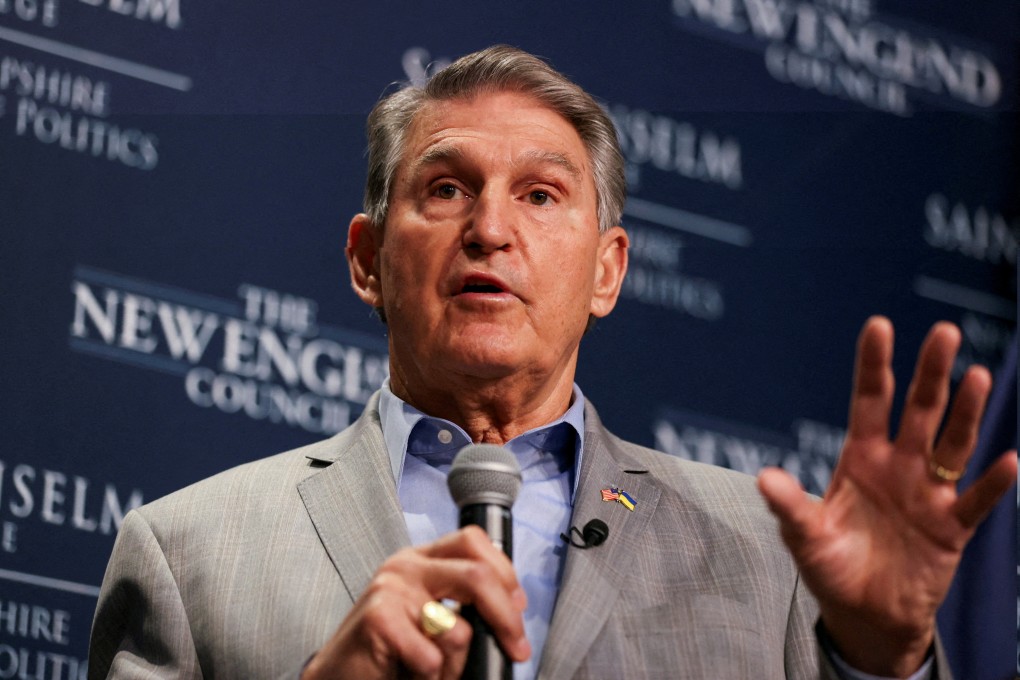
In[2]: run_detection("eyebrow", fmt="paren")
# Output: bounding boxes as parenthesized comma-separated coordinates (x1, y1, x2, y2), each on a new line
(409, 144, 584, 183)
(413, 144, 465, 173)
(406, 144, 465, 184)
(515, 149, 583, 182)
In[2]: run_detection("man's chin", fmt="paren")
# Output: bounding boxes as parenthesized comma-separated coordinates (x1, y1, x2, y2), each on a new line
(433, 332, 535, 378)
(444, 348, 525, 380)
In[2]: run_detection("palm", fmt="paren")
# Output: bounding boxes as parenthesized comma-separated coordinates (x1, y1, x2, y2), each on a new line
(793, 438, 962, 631)
(758, 317, 1017, 675)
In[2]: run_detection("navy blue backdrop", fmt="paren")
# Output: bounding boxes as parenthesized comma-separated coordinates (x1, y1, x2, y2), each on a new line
(1, 1, 1017, 677)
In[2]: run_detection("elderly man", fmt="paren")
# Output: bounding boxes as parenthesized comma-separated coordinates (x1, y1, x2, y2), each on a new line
(88, 46, 1016, 680)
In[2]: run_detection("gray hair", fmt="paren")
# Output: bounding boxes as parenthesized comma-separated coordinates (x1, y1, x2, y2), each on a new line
(363, 45, 626, 233)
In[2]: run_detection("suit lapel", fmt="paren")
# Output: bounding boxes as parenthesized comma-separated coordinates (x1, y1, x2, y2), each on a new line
(297, 398, 410, 603)
(538, 403, 662, 679)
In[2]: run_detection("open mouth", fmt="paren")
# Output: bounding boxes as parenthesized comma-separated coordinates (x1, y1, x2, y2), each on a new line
(456, 274, 509, 296)
(461, 282, 505, 294)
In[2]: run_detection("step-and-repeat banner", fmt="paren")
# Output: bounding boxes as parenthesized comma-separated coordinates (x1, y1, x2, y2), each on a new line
(1, 1, 1017, 677)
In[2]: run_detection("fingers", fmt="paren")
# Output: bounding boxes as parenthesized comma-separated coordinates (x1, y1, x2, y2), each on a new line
(356, 584, 461, 678)
(895, 322, 960, 454)
(846, 316, 896, 442)
(395, 526, 528, 660)
(303, 526, 534, 680)
(422, 526, 521, 597)
(955, 451, 1018, 528)
(931, 365, 992, 475)
(429, 613, 473, 680)
(304, 526, 528, 680)
(304, 579, 463, 680)
(416, 526, 529, 659)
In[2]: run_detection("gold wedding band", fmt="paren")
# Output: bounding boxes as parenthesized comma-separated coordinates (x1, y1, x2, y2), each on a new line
(421, 600, 457, 637)
(929, 459, 965, 483)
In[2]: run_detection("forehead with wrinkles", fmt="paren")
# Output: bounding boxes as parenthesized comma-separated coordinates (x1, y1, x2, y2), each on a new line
(407, 144, 585, 186)
(396, 92, 592, 186)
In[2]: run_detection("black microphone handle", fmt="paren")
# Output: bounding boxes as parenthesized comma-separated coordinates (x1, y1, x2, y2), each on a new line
(460, 503, 513, 557)
(459, 503, 513, 680)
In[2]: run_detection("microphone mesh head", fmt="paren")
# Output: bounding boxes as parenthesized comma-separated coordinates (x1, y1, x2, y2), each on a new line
(447, 444, 522, 508)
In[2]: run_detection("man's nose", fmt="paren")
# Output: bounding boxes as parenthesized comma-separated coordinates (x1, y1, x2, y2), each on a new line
(463, 188, 515, 254)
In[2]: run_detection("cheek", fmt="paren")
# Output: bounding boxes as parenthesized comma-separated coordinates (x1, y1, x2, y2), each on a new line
(535, 261, 598, 329)
(554, 252, 599, 298)
(379, 248, 445, 317)
(378, 251, 414, 305)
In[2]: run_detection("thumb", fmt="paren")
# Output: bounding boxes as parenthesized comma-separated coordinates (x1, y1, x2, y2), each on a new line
(757, 467, 818, 548)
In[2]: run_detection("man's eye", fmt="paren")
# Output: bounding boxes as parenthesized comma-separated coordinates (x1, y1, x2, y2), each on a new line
(435, 184, 464, 200)
(528, 191, 550, 206)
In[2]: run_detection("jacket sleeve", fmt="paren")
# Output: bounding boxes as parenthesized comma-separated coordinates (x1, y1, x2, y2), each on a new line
(779, 570, 823, 679)
(88, 509, 202, 680)
(805, 599, 954, 680)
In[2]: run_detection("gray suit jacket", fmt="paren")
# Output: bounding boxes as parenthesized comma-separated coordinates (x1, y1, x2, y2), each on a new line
(88, 397, 944, 679)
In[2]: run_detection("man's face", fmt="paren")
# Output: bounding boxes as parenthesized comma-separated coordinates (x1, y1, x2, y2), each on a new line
(349, 90, 627, 393)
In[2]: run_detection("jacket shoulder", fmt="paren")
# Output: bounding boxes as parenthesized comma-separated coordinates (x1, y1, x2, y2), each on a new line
(136, 404, 383, 529)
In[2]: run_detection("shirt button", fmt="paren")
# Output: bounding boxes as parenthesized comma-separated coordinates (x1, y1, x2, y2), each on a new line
(437, 429, 453, 444)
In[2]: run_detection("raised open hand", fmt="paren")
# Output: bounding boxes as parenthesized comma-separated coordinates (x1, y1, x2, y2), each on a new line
(758, 316, 1017, 677)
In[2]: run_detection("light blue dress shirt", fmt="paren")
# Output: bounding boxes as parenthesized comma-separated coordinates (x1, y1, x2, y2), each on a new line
(379, 381, 584, 680)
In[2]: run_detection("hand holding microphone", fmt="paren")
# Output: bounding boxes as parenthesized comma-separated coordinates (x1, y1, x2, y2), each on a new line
(301, 444, 528, 680)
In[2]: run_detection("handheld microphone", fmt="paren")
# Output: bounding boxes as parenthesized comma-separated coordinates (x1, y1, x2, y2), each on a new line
(447, 444, 522, 680)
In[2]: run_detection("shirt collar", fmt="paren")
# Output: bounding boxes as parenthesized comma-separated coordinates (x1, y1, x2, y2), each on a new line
(378, 380, 587, 503)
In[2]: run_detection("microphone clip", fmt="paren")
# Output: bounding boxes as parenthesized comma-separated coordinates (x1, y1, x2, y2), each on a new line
(560, 518, 609, 549)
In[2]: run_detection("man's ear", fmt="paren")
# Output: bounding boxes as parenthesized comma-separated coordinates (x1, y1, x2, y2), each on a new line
(346, 213, 383, 308)
(589, 226, 629, 319)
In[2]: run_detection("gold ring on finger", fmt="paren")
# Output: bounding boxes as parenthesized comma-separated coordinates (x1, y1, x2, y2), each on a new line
(421, 600, 457, 637)
(929, 459, 965, 483)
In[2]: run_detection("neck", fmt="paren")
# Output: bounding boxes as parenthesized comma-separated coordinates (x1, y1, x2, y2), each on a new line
(388, 358, 578, 445)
